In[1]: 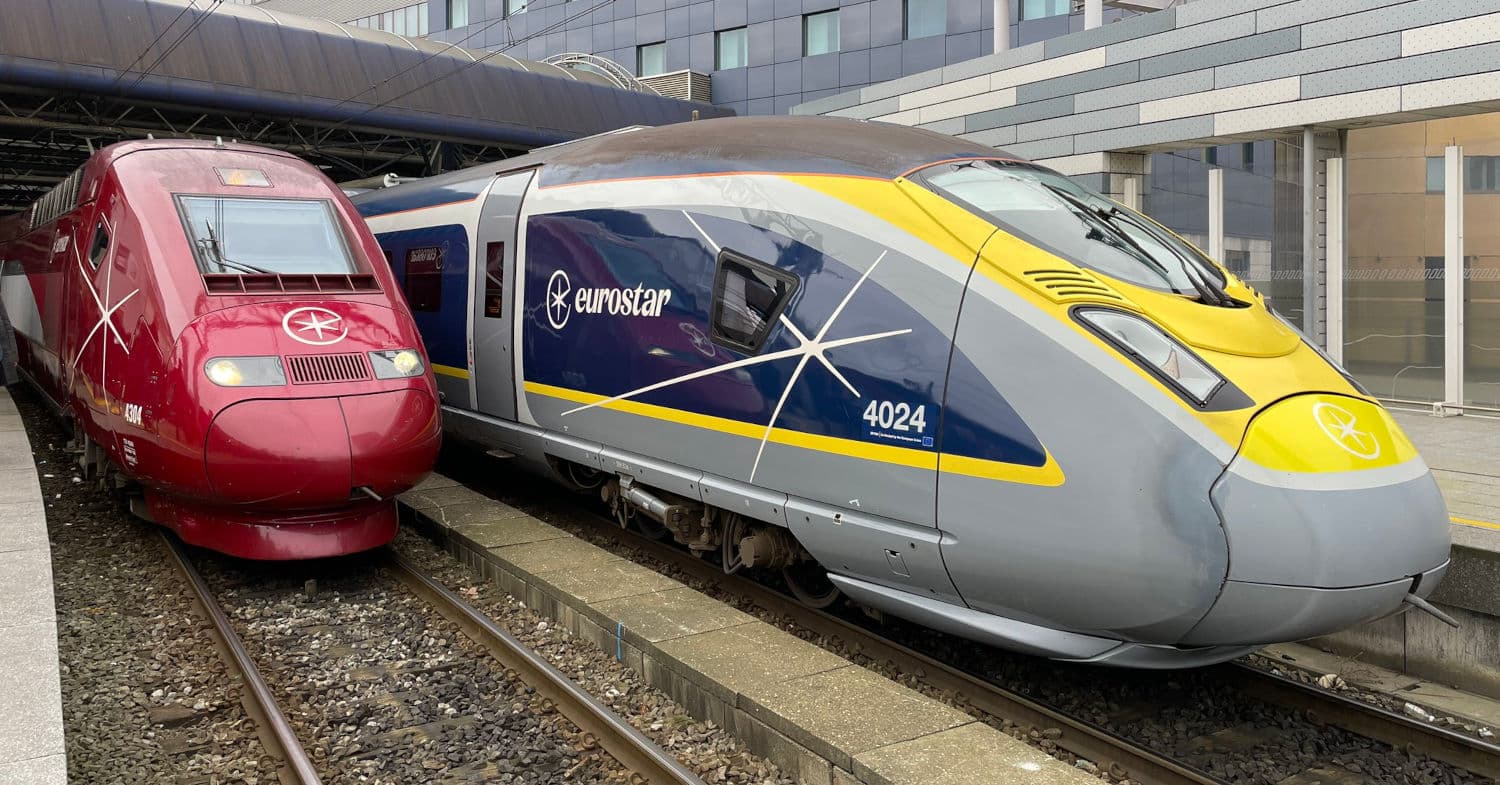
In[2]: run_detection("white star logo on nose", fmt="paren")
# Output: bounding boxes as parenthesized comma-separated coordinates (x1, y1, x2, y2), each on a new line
(295, 312, 341, 340)
(1313, 402, 1381, 460)
(282, 307, 348, 346)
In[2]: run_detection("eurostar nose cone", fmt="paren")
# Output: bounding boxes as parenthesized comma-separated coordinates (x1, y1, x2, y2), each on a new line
(1212, 394, 1450, 589)
(1184, 394, 1453, 646)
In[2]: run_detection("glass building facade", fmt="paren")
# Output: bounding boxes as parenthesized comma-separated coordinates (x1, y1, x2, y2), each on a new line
(1144, 141, 1306, 326)
(1344, 114, 1500, 408)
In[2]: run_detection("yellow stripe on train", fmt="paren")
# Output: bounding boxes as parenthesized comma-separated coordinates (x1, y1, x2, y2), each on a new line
(524, 381, 1065, 486)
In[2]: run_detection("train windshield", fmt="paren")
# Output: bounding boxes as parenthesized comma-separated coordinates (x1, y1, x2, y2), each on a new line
(177, 196, 356, 275)
(919, 160, 1228, 298)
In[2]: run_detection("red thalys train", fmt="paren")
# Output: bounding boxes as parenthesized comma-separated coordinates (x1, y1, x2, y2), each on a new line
(0, 139, 440, 559)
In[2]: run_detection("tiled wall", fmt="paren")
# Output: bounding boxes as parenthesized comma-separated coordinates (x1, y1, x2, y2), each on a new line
(796, 0, 1500, 162)
(425, 0, 1130, 115)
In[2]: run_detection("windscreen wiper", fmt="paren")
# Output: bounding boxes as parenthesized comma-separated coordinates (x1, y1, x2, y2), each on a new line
(1091, 203, 1235, 307)
(200, 220, 274, 275)
(1038, 183, 1184, 293)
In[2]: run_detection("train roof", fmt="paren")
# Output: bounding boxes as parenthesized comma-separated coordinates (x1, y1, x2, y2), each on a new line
(354, 116, 1018, 216)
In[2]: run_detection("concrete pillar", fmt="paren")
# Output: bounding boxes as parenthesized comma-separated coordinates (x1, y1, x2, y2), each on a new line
(1120, 174, 1141, 212)
(1302, 126, 1317, 335)
(1325, 157, 1346, 364)
(1444, 145, 1465, 409)
(1084, 0, 1103, 30)
(1207, 167, 1225, 262)
(994, 0, 1010, 53)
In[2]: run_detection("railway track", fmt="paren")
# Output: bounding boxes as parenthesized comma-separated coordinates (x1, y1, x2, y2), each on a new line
(603, 522, 1500, 784)
(430, 461, 1499, 785)
(159, 531, 707, 785)
(162, 533, 323, 785)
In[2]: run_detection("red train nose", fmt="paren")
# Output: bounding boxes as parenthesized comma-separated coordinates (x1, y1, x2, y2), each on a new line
(205, 390, 440, 507)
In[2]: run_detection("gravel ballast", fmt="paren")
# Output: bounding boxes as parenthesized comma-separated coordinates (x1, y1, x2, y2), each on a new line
(15, 387, 281, 785)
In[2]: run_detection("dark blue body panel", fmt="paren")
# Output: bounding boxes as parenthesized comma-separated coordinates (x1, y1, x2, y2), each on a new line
(523, 207, 1047, 467)
(374, 224, 470, 373)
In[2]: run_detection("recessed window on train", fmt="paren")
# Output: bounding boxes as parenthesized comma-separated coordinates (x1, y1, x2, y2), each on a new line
(176, 196, 357, 276)
(404, 245, 444, 312)
(710, 250, 799, 353)
(483, 242, 504, 319)
(88, 223, 109, 268)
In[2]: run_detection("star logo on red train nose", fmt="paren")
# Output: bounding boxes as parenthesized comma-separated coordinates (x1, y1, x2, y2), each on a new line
(1312, 402, 1381, 460)
(282, 307, 348, 346)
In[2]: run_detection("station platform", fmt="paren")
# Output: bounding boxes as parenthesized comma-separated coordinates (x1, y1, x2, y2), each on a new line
(0, 386, 64, 783)
(1310, 410, 1500, 698)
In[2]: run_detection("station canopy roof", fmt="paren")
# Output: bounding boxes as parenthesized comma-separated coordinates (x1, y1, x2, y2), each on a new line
(0, 0, 726, 211)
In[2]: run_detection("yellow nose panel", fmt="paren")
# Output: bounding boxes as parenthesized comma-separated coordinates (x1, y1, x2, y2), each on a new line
(1238, 394, 1419, 473)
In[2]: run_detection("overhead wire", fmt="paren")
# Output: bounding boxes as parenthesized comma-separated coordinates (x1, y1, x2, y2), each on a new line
(104, 0, 205, 94)
(123, 0, 227, 96)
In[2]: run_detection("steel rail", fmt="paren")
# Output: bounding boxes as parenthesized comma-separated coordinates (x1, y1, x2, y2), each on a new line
(1225, 663, 1500, 780)
(384, 551, 708, 785)
(505, 513, 1225, 785)
(160, 533, 323, 785)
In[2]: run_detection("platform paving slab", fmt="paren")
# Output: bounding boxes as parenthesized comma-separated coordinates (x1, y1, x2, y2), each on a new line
(592, 586, 757, 644)
(401, 474, 1098, 785)
(852, 722, 1088, 785)
(741, 665, 972, 772)
(1264, 642, 1500, 731)
(452, 515, 570, 549)
(0, 387, 64, 783)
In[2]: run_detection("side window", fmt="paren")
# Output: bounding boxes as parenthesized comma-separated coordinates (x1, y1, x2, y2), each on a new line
(483, 242, 504, 318)
(88, 223, 109, 268)
(710, 250, 799, 353)
(403, 245, 444, 312)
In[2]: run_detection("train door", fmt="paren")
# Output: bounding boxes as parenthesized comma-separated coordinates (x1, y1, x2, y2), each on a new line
(470, 169, 535, 421)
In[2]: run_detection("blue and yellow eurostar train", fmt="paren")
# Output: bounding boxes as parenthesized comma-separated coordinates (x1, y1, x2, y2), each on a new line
(355, 117, 1450, 668)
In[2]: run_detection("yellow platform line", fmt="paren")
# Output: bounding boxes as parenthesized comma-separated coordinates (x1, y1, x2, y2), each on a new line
(1452, 516, 1500, 532)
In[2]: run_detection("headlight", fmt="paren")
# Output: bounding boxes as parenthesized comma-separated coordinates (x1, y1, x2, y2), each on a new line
(369, 349, 425, 379)
(1075, 309, 1224, 405)
(204, 356, 286, 387)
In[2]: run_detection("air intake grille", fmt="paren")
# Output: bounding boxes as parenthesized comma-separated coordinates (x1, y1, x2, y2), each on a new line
(286, 353, 370, 384)
(1020, 268, 1125, 303)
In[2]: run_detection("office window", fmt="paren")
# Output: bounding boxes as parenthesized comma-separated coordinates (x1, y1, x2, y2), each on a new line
(716, 27, 748, 70)
(1021, 0, 1070, 20)
(803, 10, 840, 56)
(449, 0, 467, 27)
(1426, 156, 1500, 193)
(638, 42, 666, 76)
(905, 0, 946, 40)
(507, 0, 527, 15)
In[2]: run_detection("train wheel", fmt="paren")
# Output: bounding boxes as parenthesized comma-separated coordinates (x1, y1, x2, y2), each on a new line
(783, 561, 841, 609)
(720, 513, 749, 575)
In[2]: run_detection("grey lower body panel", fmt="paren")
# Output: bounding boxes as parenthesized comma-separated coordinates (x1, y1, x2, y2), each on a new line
(1181, 560, 1450, 646)
(828, 573, 1253, 667)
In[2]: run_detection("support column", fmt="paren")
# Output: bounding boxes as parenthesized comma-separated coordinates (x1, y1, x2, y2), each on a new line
(1302, 126, 1317, 334)
(1120, 174, 1141, 212)
(1325, 157, 1345, 364)
(1084, 0, 1103, 30)
(994, 0, 1010, 53)
(1207, 167, 1225, 262)
(1445, 145, 1465, 409)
